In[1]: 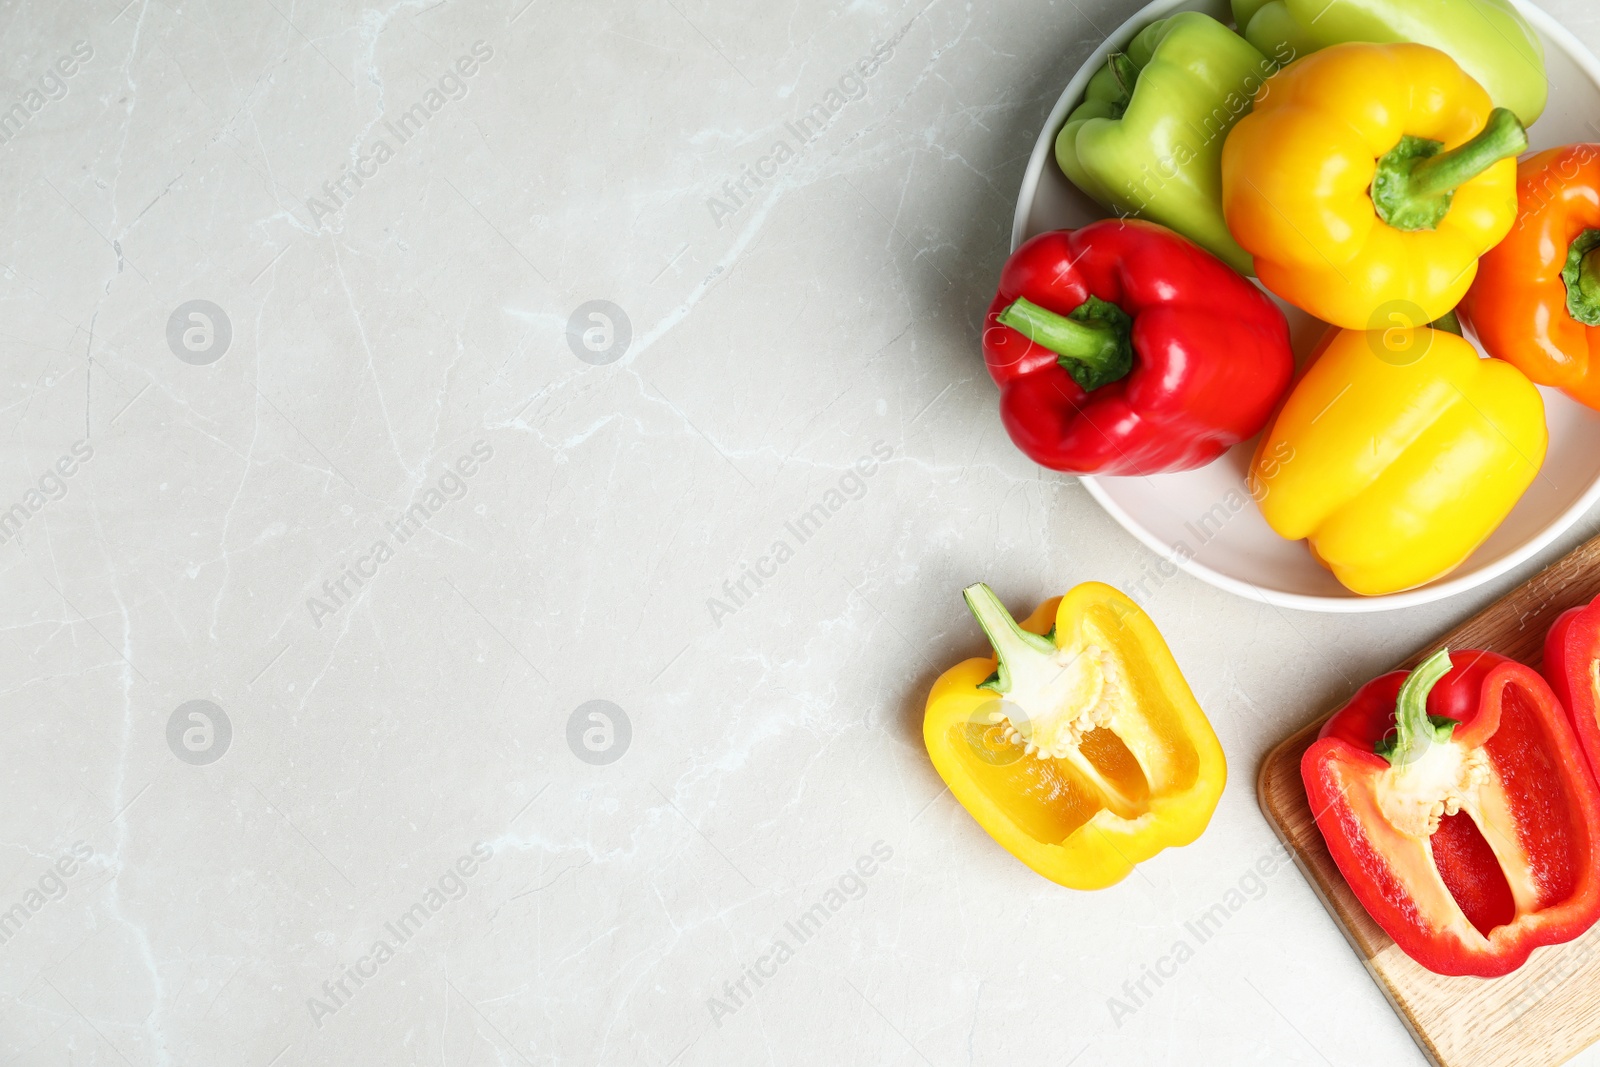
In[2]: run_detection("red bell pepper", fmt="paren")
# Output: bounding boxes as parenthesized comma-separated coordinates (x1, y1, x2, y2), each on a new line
(1544, 596, 1600, 782)
(982, 219, 1293, 475)
(1303, 647, 1600, 977)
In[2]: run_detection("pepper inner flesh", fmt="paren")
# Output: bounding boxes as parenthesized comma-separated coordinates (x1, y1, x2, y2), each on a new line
(948, 722, 1150, 842)
(1078, 726, 1151, 817)
(1431, 810, 1517, 937)
(950, 643, 1152, 838)
(956, 585, 1155, 843)
(1374, 661, 1568, 940)
(996, 645, 1118, 756)
(1377, 741, 1490, 838)
(1379, 734, 1526, 936)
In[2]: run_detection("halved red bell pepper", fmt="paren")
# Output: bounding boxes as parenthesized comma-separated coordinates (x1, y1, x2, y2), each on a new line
(983, 219, 1293, 475)
(1544, 596, 1600, 782)
(1303, 648, 1600, 977)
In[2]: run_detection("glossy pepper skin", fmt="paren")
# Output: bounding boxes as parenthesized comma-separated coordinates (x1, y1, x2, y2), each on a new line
(1303, 649, 1600, 977)
(923, 582, 1225, 890)
(1247, 325, 1545, 596)
(1221, 43, 1525, 330)
(1055, 12, 1283, 274)
(984, 220, 1293, 475)
(1543, 596, 1600, 783)
(1232, 0, 1546, 125)
(1460, 146, 1600, 411)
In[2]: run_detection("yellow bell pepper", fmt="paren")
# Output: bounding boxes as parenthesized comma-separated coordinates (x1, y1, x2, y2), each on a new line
(1248, 326, 1546, 596)
(1221, 43, 1524, 330)
(923, 582, 1225, 890)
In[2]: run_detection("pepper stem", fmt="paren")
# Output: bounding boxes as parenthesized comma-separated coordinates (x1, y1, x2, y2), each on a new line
(1108, 52, 1140, 112)
(962, 583, 1054, 695)
(1379, 648, 1457, 768)
(1581, 250, 1600, 305)
(1371, 108, 1527, 232)
(1430, 310, 1462, 336)
(1563, 229, 1600, 327)
(1411, 110, 1527, 197)
(997, 296, 1135, 392)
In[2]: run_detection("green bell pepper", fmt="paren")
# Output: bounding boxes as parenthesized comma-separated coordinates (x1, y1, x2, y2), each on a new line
(1233, 0, 1546, 125)
(1055, 13, 1281, 275)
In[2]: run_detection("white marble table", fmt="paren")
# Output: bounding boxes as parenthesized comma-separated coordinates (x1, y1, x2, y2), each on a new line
(6, 0, 1600, 1063)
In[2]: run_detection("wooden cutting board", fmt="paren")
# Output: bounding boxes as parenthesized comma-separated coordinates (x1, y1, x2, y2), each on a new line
(1259, 532, 1600, 1067)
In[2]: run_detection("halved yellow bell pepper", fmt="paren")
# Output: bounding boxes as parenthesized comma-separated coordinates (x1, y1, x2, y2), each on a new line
(1220, 42, 1524, 330)
(923, 582, 1225, 889)
(1248, 326, 1546, 596)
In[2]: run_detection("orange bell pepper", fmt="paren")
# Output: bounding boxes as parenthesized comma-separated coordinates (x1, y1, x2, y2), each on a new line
(1459, 144, 1600, 410)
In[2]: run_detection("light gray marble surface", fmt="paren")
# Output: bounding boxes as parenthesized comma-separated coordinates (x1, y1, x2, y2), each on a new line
(6, 0, 1600, 1064)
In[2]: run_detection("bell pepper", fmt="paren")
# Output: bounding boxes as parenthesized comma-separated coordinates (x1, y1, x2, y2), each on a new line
(922, 582, 1225, 890)
(1055, 12, 1282, 274)
(1247, 324, 1545, 596)
(984, 219, 1293, 475)
(1231, 0, 1547, 126)
(1221, 43, 1526, 330)
(1459, 145, 1600, 411)
(1543, 595, 1600, 783)
(1303, 648, 1600, 977)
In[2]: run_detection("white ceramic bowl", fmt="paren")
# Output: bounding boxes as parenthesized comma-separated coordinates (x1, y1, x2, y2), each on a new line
(1014, 0, 1600, 611)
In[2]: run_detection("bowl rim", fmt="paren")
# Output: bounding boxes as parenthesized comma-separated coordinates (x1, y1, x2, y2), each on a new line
(1009, 0, 1600, 613)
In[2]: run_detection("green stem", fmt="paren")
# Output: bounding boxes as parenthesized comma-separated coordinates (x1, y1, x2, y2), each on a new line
(1414, 110, 1523, 198)
(997, 296, 1134, 392)
(1430, 310, 1462, 337)
(1565, 230, 1600, 326)
(1107, 52, 1140, 115)
(1581, 250, 1600, 305)
(1410, 109, 1527, 198)
(1371, 108, 1527, 232)
(962, 583, 1054, 695)
(1380, 648, 1457, 768)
